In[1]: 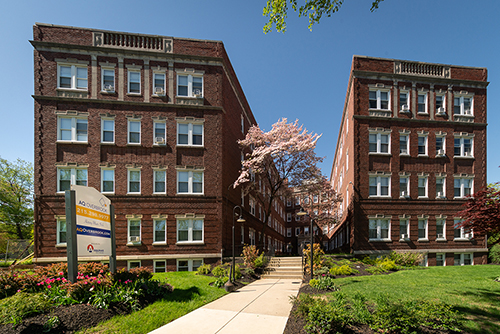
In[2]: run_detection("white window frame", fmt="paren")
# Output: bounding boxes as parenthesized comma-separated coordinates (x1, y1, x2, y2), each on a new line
(176, 218, 204, 244)
(57, 167, 88, 193)
(399, 219, 409, 240)
(57, 63, 88, 90)
(418, 219, 428, 241)
(101, 168, 115, 194)
(101, 67, 115, 92)
(128, 119, 141, 145)
(177, 121, 204, 147)
(453, 219, 473, 241)
(399, 176, 409, 198)
(454, 177, 473, 199)
(177, 259, 203, 272)
(177, 170, 204, 195)
(101, 118, 115, 144)
(56, 218, 67, 246)
(153, 169, 167, 194)
(249, 196, 256, 216)
(127, 70, 141, 94)
(436, 136, 445, 156)
(295, 227, 300, 236)
(127, 169, 141, 194)
(153, 121, 166, 146)
(286, 228, 292, 237)
(454, 253, 473, 266)
(453, 95, 473, 116)
(154, 260, 166, 273)
(249, 228, 256, 246)
(57, 116, 88, 143)
(436, 177, 446, 198)
(454, 136, 473, 157)
(436, 219, 446, 240)
(435, 94, 445, 113)
(369, 131, 390, 154)
(127, 219, 141, 244)
(153, 71, 166, 96)
(369, 89, 390, 110)
(436, 253, 446, 266)
(417, 93, 428, 114)
(369, 219, 391, 241)
(153, 219, 167, 244)
(177, 74, 203, 97)
(400, 134, 409, 155)
(418, 176, 428, 198)
(399, 91, 410, 111)
(128, 260, 141, 270)
(417, 135, 428, 156)
(369, 175, 391, 198)
(287, 213, 292, 222)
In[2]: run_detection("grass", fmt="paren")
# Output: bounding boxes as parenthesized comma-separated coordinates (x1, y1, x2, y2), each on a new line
(332, 265, 500, 334)
(78, 271, 227, 334)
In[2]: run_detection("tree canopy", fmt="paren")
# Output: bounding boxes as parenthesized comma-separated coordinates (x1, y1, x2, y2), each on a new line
(0, 157, 34, 240)
(263, 0, 384, 33)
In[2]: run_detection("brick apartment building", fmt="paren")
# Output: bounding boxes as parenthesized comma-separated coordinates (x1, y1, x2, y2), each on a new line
(328, 56, 488, 266)
(31, 23, 286, 272)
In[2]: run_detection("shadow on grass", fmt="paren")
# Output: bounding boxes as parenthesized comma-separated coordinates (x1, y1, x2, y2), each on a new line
(455, 305, 500, 334)
(452, 288, 500, 304)
(161, 286, 202, 302)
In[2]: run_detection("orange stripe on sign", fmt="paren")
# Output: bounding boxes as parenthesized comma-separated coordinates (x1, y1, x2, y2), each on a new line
(76, 205, 110, 222)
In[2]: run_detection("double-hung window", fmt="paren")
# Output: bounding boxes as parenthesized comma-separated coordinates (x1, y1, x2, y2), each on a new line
(417, 93, 427, 113)
(399, 91, 409, 111)
(101, 118, 115, 143)
(400, 134, 409, 155)
(454, 219, 473, 240)
(436, 136, 445, 156)
(177, 74, 203, 97)
(154, 219, 166, 243)
(454, 253, 472, 266)
(436, 219, 446, 239)
(249, 197, 256, 215)
(369, 175, 390, 197)
(454, 177, 472, 198)
(127, 219, 141, 243)
(154, 261, 166, 273)
(369, 132, 390, 154)
(454, 135, 473, 157)
(127, 169, 141, 194)
(128, 120, 141, 144)
(287, 213, 292, 222)
(369, 90, 389, 110)
(58, 64, 87, 90)
(101, 169, 115, 194)
(57, 167, 87, 192)
(57, 117, 88, 142)
(128, 70, 141, 94)
(177, 121, 204, 146)
(454, 95, 473, 115)
(399, 176, 409, 197)
(154, 121, 166, 145)
(436, 177, 445, 198)
(153, 170, 166, 194)
(418, 176, 428, 198)
(436, 253, 445, 266)
(177, 259, 203, 271)
(57, 218, 67, 245)
(177, 218, 203, 243)
(101, 68, 115, 92)
(418, 219, 428, 240)
(153, 72, 166, 95)
(369, 219, 390, 241)
(177, 170, 203, 194)
(399, 219, 409, 240)
(417, 135, 427, 155)
(436, 95, 445, 113)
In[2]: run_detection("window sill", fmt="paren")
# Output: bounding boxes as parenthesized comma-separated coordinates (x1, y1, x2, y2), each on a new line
(56, 140, 88, 145)
(417, 112, 429, 115)
(153, 143, 166, 147)
(56, 88, 88, 92)
(369, 196, 391, 199)
(100, 142, 115, 145)
(368, 153, 391, 156)
(55, 243, 67, 248)
(400, 153, 410, 157)
(454, 156, 474, 160)
(152, 193, 167, 196)
(400, 109, 411, 113)
(126, 93, 142, 97)
(417, 238, 429, 242)
(368, 108, 391, 112)
(454, 238, 472, 242)
(435, 154, 446, 158)
(176, 193, 204, 196)
(126, 242, 142, 246)
(436, 196, 447, 200)
(436, 238, 447, 242)
(100, 90, 116, 95)
(417, 154, 429, 158)
(369, 239, 392, 242)
(399, 238, 410, 242)
(176, 145, 204, 149)
(399, 196, 410, 199)
(152, 242, 167, 246)
(176, 95, 203, 99)
(127, 143, 141, 146)
(176, 241, 205, 246)
(418, 196, 429, 199)
(126, 193, 141, 196)
(152, 94, 166, 98)
(101, 192, 115, 196)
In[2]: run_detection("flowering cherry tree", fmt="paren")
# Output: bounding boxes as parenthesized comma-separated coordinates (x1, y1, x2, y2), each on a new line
(234, 118, 339, 246)
(456, 183, 500, 246)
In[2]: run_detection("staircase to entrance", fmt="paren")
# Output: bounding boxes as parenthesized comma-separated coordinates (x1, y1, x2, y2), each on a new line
(262, 256, 303, 280)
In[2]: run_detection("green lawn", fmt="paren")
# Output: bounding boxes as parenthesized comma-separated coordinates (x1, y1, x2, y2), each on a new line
(78, 272, 227, 334)
(333, 265, 500, 334)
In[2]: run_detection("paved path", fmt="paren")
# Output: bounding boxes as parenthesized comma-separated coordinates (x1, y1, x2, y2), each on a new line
(149, 278, 302, 334)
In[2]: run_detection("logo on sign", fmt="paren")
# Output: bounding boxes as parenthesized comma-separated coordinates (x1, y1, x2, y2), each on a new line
(87, 244, 94, 253)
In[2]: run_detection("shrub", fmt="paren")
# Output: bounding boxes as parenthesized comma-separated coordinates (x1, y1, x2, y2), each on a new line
(77, 262, 109, 276)
(213, 276, 229, 288)
(329, 265, 358, 276)
(303, 243, 324, 275)
(489, 244, 500, 264)
(0, 292, 52, 325)
(336, 259, 352, 266)
(389, 251, 424, 267)
(254, 253, 267, 268)
(234, 264, 242, 280)
(309, 276, 339, 291)
(366, 266, 387, 275)
(304, 292, 352, 334)
(314, 266, 330, 276)
(196, 264, 212, 275)
(244, 268, 255, 277)
(377, 258, 397, 271)
(360, 256, 376, 265)
(291, 293, 323, 318)
(211, 265, 227, 278)
(242, 245, 260, 269)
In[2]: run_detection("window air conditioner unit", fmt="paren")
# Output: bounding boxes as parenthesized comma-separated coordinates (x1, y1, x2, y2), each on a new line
(437, 149, 445, 156)
(400, 234, 408, 240)
(400, 105, 410, 112)
(464, 233, 472, 240)
(401, 149, 408, 155)
(464, 151, 470, 157)
(155, 137, 165, 145)
(437, 191, 443, 198)
(104, 84, 114, 91)
(155, 87, 165, 95)
(437, 233, 444, 239)
(129, 236, 140, 242)
(193, 89, 202, 97)
(436, 107, 446, 115)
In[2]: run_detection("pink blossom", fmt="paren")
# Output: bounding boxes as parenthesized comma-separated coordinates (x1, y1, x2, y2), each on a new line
(47, 285, 51, 288)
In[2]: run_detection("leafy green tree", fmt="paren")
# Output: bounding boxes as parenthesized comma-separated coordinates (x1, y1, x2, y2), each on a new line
(263, 0, 384, 33)
(0, 158, 34, 240)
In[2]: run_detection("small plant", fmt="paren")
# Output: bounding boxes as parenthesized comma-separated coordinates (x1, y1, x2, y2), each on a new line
(43, 315, 60, 332)
(234, 264, 242, 280)
(389, 251, 424, 267)
(366, 266, 387, 275)
(211, 265, 227, 278)
(377, 258, 397, 271)
(309, 276, 339, 291)
(303, 243, 324, 275)
(253, 253, 267, 269)
(242, 245, 260, 269)
(314, 266, 330, 276)
(196, 264, 212, 275)
(213, 276, 229, 288)
(360, 256, 376, 265)
(489, 244, 500, 264)
(0, 292, 52, 325)
(304, 292, 353, 334)
(329, 265, 358, 276)
(244, 267, 255, 277)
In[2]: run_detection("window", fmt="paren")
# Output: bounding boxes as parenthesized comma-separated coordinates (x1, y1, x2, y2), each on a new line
(177, 122, 203, 146)
(454, 177, 472, 198)
(295, 196, 300, 205)
(177, 218, 203, 243)
(436, 219, 446, 239)
(57, 218, 66, 245)
(177, 170, 203, 194)
(58, 64, 87, 90)
(454, 136, 473, 157)
(399, 176, 409, 197)
(436, 177, 445, 198)
(399, 219, 409, 240)
(101, 169, 115, 193)
(418, 177, 428, 198)
(249, 197, 256, 215)
(154, 260, 166, 273)
(417, 93, 427, 113)
(154, 170, 166, 194)
(400, 134, 409, 155)
(369, 132, 390, 154)
(177, 259, 203, 271)
(154, 219, 166, 243)
(295, 227, 300, 236)
(177, 74, 203, 97)
(400, 91, 409, 111)
(436, 136, 445, 156)
(286, 199, 291, 207)
(369, 175, 390, 197)
(369, 90, 389, 110)
(128, 261, 141, 270)
(249, 229, 256, 245)
(101, 119, 114, 143)
(436, 95, 445, 113)
(454, 95, 473, 115)
(57, 168, 87, 192)
(154, 121, 166, 145)
(418, 219, 428, 240)
(153, 72, 165, 95)
(286, 228, 292, 237)
(241, 226, 245, 244)
(128, 70, 141, 94)
(418, 135, 427, 155)
(127, 169, 141, 194)
(454, 219, 473, 240)
(102, 68, 115, 92)
(127, 219, 141, 243)
(57, 117, 88, 142)
(436, 253, 445, 266)
(241, 115, 244, 133)
(454, 253, 472, 266)
(128, 120, 141, 144)
(369, 219, 390, 240)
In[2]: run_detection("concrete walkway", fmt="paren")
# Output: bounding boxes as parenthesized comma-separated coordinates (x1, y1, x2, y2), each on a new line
(149, 278, 302, 334)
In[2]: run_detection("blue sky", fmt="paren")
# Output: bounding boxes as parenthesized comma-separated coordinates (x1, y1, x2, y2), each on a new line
(1, 0, 499, 183)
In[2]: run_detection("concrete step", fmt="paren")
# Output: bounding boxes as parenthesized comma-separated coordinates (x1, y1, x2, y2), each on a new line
(262, 257, 303, 279)
(262, 273, 303, 279)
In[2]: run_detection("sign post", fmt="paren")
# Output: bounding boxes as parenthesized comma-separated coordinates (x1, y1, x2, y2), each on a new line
(65, 190, 78, 283)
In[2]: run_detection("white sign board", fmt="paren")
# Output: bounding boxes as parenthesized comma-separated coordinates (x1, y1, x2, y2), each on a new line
(71, 185, 111, 256)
